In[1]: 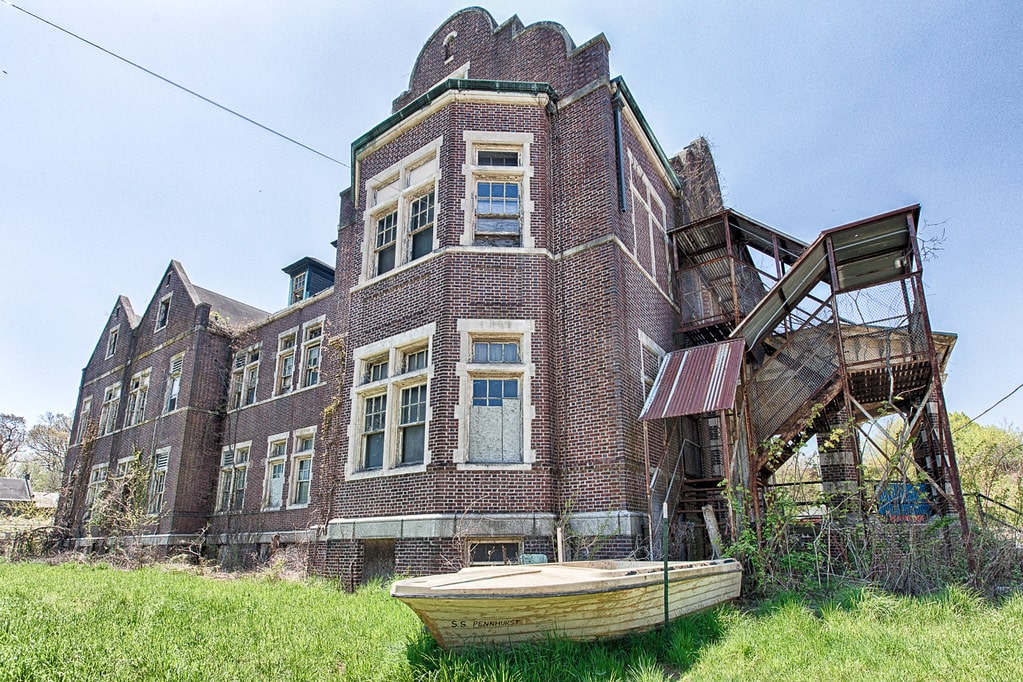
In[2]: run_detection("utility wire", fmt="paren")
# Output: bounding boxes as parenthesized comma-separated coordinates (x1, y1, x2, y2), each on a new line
(953, 381, 1023, 433)
(3, 0, 348, 167)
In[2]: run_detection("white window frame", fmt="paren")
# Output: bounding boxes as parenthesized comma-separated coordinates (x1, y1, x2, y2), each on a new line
(114, 454, 135, 486)
(290, 272, 307, 304)
(347, 323, 436, 480)
(454, 319, 536, 470)
(105, 326, 119, 359)
(230, 345, 261, 408)
(123, 368, 151, 428)
(262, 433, 289, 510)
(84, 462, 108, 521)
(216, 442, 250, 513)
(274, 329, 298, 396)
(361, 137, 443, 283)
(299, 316, 326, 389)
(164, 352, 185, 413)
(147, 447, 169, 516)
(155, 294, 172, 332)
(289, 427, 316, 507)
(98, 382, 121, 436)
(76, 396, 92, 444)
(461, 131, 535, 249)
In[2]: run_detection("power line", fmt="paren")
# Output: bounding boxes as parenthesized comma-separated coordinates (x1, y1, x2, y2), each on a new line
(3, 1, 348, 167)
(954, 381, 1023, 433)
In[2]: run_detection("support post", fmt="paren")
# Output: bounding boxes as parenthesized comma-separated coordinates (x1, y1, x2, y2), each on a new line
(663, 501, 669, 637)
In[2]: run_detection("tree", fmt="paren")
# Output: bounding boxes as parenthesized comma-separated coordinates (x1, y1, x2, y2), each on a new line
(88, 447, 166, 568)
(949, 411, 1023, 516)
(0, 413, 26, 475)
(23, 412, 71, 491)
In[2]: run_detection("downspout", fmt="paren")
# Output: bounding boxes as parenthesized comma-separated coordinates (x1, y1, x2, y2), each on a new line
(612, 91, 628, 213)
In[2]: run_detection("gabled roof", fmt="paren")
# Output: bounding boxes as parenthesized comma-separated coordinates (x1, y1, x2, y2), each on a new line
(0, 477, 32, 502)
(116, 295, 140, 329)
(165, 261, 269, 327)
(192, 286, 270, 327)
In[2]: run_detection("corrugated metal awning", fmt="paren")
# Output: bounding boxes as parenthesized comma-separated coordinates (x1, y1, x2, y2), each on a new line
(639, 339, 745, 420)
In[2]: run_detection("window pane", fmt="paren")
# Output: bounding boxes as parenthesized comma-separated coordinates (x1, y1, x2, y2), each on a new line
(478, 150, 519, 166)
(365, 432, 384, 469)
(504, 379, 518, 398)
(269, 463, 284, 508)
(472, 379, 488, 405)
(401, 423, 425, 465)
(367, 359, 388, 383)
(364, 395, 386, 432)
(411, 226, 433, 260)
(410, 192, 435, 232)
(405, 348, 428, 372)
(476, 218, 520, 235)
(504, 343, 519, 362)
(376, 212, 397, 247)
(377, 244, 396, 274)
(488, 379, 504, 406)
(400, 384, 426, 425)
(295, 480, 310, 505)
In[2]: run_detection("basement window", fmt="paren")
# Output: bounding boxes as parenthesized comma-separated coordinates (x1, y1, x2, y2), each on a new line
(467, 538, 522, 566)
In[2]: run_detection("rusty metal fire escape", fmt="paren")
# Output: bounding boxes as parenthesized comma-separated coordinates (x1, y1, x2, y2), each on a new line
(643, 206, 969, 558)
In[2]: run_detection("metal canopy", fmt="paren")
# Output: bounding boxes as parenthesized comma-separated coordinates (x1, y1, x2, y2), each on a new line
(731, 206, 919, 349)
(639, 339, 745, 420)
(670, 209, 808, 265)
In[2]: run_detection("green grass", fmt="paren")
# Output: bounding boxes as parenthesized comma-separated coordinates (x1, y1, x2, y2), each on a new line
(0, 562, 421, 681)
(1, 562, 1021, 681)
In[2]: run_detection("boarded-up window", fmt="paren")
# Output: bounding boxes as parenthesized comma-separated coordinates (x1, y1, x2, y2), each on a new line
(469, 380, 521, 462)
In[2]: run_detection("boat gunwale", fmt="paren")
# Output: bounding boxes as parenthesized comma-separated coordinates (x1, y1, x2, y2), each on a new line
(391, 559, 742, 600)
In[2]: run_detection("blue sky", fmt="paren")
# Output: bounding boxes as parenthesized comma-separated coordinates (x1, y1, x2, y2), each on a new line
(1, 1, 1021, 430)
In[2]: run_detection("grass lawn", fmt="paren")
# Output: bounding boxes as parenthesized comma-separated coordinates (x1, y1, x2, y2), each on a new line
(1, 561, 1021, 681)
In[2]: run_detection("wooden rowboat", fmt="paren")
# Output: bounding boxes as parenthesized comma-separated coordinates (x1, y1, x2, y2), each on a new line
(390, 558, 742, 649)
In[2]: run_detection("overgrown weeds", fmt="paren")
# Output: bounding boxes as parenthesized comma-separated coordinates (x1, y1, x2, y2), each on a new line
(725, 481, 1023, 599)
(1, 562, 1020, 681)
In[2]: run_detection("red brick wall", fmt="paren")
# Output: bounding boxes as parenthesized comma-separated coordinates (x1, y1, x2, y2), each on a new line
(393, 8, 609, 112)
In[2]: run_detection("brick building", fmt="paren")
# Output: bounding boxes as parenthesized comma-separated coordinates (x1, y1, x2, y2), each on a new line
(61, 8, 965, 580)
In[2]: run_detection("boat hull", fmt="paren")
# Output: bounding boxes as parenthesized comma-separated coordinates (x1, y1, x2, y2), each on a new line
(391, 559, 742, 649)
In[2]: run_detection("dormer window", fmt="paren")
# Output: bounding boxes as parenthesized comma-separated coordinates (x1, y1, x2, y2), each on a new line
(282, 258, 335, 305)
(291, 272, 307, 304)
